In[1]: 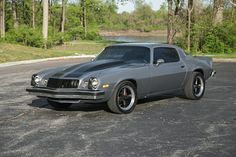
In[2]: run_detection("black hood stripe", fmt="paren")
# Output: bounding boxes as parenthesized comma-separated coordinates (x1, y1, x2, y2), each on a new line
(52, 60, 125, 78)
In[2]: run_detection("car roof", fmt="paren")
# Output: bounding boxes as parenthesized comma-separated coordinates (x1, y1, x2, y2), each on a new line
(109, 43, 179, 49)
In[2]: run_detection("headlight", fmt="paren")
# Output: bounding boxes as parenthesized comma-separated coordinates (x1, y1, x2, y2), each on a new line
(31, 74, 47, 87)
(34, 76, 41, 84)
(88, 77, 99, 90)
(42, 79, 48, 87)
(31, 74, 42, 86)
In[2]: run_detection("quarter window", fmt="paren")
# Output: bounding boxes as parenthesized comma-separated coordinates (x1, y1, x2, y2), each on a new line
(154, 47, 180, 63)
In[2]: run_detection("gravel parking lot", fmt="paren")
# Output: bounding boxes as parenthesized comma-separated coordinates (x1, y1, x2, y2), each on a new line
(0, 59, 235, 157)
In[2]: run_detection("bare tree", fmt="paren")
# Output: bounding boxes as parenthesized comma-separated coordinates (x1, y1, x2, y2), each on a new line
(213, 0, 224, 24)
(0, 0, 5, 38)
(187, 0, 194, 52)
(43, 0, 48, 48)
(81, 0, 87, 37)
(59, 0, 66, 33)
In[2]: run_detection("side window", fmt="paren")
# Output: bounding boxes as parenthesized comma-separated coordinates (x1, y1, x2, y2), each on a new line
(154, 47, 180, 63)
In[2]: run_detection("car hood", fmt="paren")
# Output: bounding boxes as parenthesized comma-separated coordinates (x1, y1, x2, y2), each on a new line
(49, 60, 133, 78)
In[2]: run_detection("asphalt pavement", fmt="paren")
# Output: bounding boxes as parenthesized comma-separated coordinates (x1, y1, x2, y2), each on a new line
(0, 59, 235, 157)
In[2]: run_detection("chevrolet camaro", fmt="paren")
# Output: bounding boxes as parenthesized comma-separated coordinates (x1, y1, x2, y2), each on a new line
(26, 43, 215, 114)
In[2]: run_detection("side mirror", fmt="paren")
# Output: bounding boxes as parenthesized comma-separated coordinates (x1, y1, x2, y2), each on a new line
(155, 59, 165, 66)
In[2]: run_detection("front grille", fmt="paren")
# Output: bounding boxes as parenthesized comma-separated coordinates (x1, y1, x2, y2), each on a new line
(47, 78, 79, 88)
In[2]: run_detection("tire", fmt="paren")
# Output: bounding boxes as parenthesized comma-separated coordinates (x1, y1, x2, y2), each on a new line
(47, 99, 72, 109)
(183, 72, 205, 100)
(107, 81, 137, 114)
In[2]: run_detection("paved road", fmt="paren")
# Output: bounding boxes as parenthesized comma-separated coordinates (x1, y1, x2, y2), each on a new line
(0, 59, 235, 157)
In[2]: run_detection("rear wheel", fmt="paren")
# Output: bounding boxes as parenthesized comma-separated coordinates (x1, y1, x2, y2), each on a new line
(47, 99, 72, 109)
(107, 81, 137, 114)
(184, 72, 205, 100)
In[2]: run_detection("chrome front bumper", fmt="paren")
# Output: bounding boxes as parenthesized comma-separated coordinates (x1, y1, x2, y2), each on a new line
(26, 87, 105, 100)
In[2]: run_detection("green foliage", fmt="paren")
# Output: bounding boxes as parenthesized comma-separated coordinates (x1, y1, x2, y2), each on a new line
(65, 26, 85, 40)
(177, 4, 236, 54)
(1, 0, 167, 48)
(85, 31, 102, 40)
(1, 0, 235, 56)
(100, 1, 167, 31)
(5, 26, 44, 48)
(202, 32, 227, 53)
(202, 22, 236, 53)
(58, 27, 101, 41)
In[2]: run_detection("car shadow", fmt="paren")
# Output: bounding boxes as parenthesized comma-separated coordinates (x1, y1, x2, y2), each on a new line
(28, 94, 178, 112)
(28, 98, 110, 112)
(137, 94, 176, 104)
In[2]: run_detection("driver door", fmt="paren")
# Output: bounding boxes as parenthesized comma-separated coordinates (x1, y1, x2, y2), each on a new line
(150, 47, 186, 94)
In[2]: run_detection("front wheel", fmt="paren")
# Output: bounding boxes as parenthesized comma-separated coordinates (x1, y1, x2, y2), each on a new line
(47, 99, 72, 109)
(107, 81, 137, 114)
(183, 72, 205, 100)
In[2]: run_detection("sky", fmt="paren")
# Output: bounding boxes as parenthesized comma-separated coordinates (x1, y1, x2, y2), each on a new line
(117, 0, 166, 13)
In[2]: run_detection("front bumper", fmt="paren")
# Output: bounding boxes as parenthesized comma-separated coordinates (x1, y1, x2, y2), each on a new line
(26, 87, 105, 100)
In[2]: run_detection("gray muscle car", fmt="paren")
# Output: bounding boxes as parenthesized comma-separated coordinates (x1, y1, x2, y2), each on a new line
(27, 43, 215, 114)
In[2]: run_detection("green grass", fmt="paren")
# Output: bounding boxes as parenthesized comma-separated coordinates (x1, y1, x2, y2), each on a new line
(0, 40, 114, 63)
(194, 53, 236, 59)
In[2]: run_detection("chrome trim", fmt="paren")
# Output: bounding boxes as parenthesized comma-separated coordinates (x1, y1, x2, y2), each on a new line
(26, 87, 105, 100)
(210, 70, 216, 77)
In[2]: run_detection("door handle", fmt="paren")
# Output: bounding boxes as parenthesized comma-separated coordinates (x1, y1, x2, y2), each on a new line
(181, 65, 185, 68)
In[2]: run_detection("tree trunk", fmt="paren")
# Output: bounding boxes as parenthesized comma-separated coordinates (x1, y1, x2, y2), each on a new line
(81, 0, 87, 37)
(167, 0, 175, 44)
(166, 0, 184, 44)
(213, 0, 224, 25)
(48, 0, 52, 24)
(60, 0, 66, 33)
(43, 0, 48, 48)
(0, 0, 5, 38)
(32, 0, 35, 29)
(187, 0, 194, 52)
(12, 0, 18, 28)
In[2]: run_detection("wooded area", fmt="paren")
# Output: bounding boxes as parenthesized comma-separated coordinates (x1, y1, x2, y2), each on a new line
(0, 0, 235, 54)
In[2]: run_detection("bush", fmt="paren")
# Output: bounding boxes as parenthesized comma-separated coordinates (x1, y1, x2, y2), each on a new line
(177, 21, 236, 54)
(202, 23, 236, 54)
(66, 26, 84, 40)
(84, 31, 101, 40)
(202, 32, 228, 53)
(5, 26, 44, 48)
(4, 25, 102, 48)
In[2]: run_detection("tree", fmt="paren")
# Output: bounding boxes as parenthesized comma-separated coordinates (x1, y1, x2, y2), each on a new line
(12, 0, 18, 28)
(81, 0, 87, 37)
(187, 0, 194, 51)
(59, 0, 66, 33)
(32, 0, 35, 29)
(167, 0, 184, 44)
(229, 0, 236, 6)
(43, 0, 48, 48)
(213, 0, 224, 24)
(167, 0, 174, 44)
(0, 0, 5, 38)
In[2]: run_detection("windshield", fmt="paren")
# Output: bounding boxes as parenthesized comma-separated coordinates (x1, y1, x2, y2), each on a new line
(95, 46, 150, 63)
